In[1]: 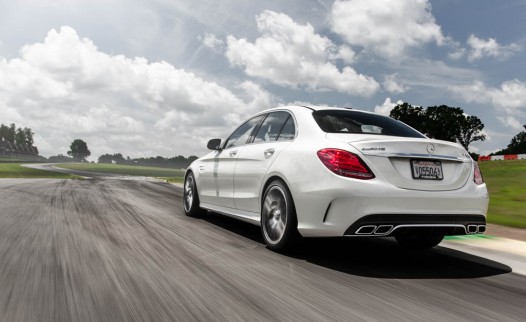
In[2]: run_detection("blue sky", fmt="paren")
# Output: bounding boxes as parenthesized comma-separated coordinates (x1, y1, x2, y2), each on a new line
(0, 0, 525, 159)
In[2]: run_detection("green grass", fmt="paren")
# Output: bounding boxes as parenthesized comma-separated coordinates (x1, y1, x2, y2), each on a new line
(0, 163, 80, 179)
(444, 234, 495, 241)
(56, 163, 185, 183)
(479, 160, 526, 229)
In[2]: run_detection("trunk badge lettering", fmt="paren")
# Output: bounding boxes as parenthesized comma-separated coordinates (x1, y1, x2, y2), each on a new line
(362, 147, 385, 151)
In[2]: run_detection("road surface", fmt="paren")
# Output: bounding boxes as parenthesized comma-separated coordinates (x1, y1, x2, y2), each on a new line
(0, 170, 525, 321)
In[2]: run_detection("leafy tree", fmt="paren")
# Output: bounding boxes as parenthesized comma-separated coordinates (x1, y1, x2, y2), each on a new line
(0, 123, 35, 146)
(457, 115, 486, 151)
(8, 124, 16, 143)
(492, 125, 526, 155)
(15, 128, 26, 146)
(390, 102, 486, 151)
(1, 123, 17, 144)
(67, 139, 91, 162)
(389, 102, 425, 131)
(24, 128, 34, 145)
(0, 124, 9, 142)
(425, 105, 464, 142)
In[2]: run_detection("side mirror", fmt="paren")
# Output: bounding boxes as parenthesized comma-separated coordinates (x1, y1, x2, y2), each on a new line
(207, 138, 222, 151)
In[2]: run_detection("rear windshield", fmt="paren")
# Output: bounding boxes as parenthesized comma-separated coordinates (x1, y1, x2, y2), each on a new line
(312, 110, 426, 138)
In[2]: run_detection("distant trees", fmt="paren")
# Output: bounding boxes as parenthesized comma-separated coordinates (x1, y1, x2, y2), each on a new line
(0, 123, 34, 146)
(48, 154, 74, 162)
(67, 139, 91, 162)
(98, 153, 126, 164)
(390, 103, 486, 151)
(98, 153, 198, 168)
(492, 125, 526, 155)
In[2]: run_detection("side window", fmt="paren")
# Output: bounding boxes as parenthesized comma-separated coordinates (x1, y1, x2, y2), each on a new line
(277, 116, 296, 141)
(253, 112, 291, 143)
(224, 115, 264, 149)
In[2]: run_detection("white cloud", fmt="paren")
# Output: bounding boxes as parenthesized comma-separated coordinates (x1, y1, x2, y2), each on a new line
(383, 74, 409, 93)
(224, 10, 379, 96)
(466, 34, 520, 62)
(0, 26, 275, 159)
(374, 97, 402, 116)
(331, 45, 356, 64)
(450, 80, 526, 113)
(497, 116, 524, 131)
(202, 33, 225, 52)
(330, 0, 445, 59)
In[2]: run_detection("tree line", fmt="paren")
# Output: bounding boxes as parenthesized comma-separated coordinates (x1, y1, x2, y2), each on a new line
(0, 123, 35, 146)
(491, 125, 526, 156)
(98, 153, 198, 169)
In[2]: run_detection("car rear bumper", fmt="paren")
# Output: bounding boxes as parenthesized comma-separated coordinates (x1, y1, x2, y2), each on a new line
(293, 179, 489, 238)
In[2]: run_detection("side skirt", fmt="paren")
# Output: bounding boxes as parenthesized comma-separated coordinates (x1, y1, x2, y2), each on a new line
(200, 202, 261, 226)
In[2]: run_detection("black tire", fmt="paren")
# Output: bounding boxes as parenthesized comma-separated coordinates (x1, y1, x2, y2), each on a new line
(395, 233, 444, 250)
(261, 179, 300, 252)
(183, 172, 207, 218)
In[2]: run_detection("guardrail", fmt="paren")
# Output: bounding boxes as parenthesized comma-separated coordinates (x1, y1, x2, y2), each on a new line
(478, 154, 526, 161)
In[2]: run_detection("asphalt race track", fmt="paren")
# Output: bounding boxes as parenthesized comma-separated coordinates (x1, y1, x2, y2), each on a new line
(1, 170, 525, 321)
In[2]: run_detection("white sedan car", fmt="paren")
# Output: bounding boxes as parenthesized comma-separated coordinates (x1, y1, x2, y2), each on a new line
(184, 106, 489, 251)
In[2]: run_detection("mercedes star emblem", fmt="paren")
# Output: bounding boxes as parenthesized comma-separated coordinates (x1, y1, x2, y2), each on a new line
(426, 143, 436, 154)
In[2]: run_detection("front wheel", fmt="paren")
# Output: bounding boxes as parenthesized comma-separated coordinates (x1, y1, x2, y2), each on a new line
(261, 179, 300, 252)
(395, 233, 444, 250)
(183, 172, 207, 218)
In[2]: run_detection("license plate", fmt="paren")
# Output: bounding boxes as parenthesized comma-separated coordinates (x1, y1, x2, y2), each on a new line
(411, 159, 443, 180)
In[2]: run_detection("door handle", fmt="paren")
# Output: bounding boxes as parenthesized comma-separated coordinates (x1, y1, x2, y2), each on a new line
(229, 150, 238, 157)
(264, 148, 275, 156)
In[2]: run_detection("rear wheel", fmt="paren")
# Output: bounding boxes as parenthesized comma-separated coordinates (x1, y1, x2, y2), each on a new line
(261, 179, 300, 252)
(395, 233, 444, 250)
(183, 172, 207, 218)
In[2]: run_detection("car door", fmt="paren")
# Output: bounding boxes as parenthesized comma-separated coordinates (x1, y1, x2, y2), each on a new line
(233, 111, 296, 215)
(198, 115, 265, 209)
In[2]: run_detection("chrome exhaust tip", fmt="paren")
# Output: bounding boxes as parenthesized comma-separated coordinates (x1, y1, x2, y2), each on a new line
(374, 225, 394, 235)
(477, 225, 486, 233)
(356, 225, 376, 235)
(467, 225, 477, 234)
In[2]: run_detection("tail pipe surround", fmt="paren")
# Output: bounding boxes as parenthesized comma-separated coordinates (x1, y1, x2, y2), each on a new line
(351, 224, 487, 236)
(355, 225, 394, 235)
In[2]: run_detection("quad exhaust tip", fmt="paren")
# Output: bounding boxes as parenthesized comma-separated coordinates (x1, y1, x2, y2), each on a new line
(356, 225, 376, 235)
(374, 225, 394, 235)
(467, 224, 486, 234)
(355, 225, 394, 235)
(354, 224, 486, 236)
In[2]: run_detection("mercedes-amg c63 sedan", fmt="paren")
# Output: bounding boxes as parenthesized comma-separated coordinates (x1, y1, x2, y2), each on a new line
(183, 105, 488, 251)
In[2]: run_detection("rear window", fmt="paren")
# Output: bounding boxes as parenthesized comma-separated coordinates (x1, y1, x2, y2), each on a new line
(312, 110, 425, 138)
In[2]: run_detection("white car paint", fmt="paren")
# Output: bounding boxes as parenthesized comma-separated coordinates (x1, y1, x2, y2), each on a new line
(186, 105, 489, 238)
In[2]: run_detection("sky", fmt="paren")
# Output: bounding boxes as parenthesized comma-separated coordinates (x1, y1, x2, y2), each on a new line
(0, 0, 525, 160)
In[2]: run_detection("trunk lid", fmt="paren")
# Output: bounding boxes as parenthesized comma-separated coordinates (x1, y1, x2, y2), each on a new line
(326, 134, 472, 191)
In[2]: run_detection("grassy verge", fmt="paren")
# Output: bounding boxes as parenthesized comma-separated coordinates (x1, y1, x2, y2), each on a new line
(0, 163, 80, 179)
(479, 160, 526, 229)
(56, 163, 185, 183)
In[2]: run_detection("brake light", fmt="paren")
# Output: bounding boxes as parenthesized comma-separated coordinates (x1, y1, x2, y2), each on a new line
(317, 148, 375, 179)
(473, 162, 484, 185)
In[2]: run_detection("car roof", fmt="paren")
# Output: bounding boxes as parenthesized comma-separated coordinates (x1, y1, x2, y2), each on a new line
(261, 105, 377, 115)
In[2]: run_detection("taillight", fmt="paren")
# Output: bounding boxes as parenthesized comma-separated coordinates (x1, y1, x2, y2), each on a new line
(473, 162, 484, 185)
(317, 148, 375, 179)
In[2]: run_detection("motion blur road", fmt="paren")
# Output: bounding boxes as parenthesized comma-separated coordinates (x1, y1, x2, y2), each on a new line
(1, 169, 525, 321)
